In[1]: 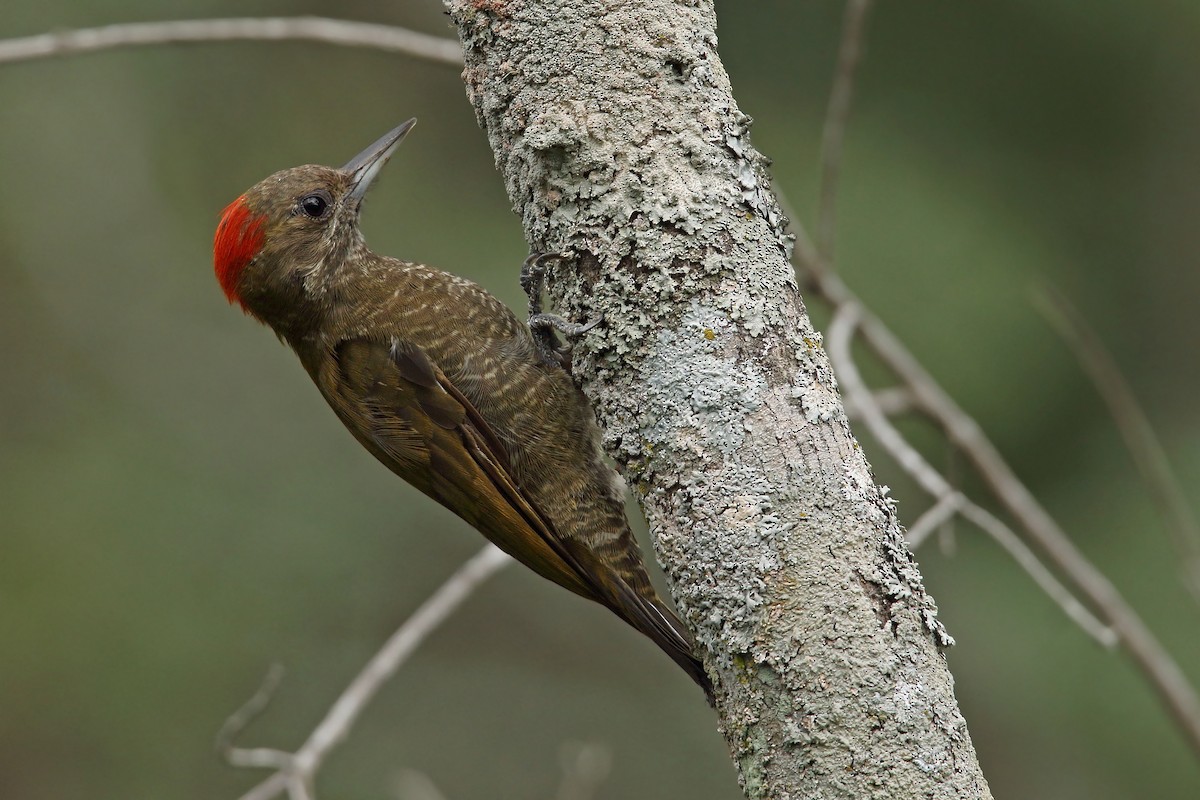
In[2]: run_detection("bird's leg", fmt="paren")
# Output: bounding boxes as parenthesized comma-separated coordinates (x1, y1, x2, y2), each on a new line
(521, 252, 601, 369)
(520, 252, 559, 319)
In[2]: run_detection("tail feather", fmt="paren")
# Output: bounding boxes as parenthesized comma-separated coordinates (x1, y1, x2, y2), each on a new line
(646, 599, 714, 706)
(599, 573, 714, 704)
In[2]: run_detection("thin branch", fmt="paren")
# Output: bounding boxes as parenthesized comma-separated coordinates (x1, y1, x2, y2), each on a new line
(816, 0, 873, 263)
(554, 742, 613, 800)
(388, 742, 610, 800)
(786, 12, 1200, 734)
(227, 545, 511, 800)
(905, 492, 963, 549)
(0, 17, 463, 67)
(810, 248, 1200, 756)
(956, 502, 1117, 650)
(843, 386, 917, 421)
(1035, 286, 1200, 604)
(938, 440, 961, 556)
(239, 772, 293, 800)
(827, 304, 1115, 646)
(217, 663, 286, 758)
(393, 769, 449, 800)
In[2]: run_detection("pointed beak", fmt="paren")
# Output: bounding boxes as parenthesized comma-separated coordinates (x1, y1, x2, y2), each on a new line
(343, 118, 416, 204)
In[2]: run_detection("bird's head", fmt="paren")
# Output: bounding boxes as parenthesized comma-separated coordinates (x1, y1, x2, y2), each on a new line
(212, 118, 416, 324)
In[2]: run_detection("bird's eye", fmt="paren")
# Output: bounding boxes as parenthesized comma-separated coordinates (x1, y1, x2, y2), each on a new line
(299, 192, 330, 218)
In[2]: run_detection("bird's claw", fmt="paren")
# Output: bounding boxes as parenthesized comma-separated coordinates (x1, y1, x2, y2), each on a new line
(529, 312, 603, 338)
(520, 251, 569, 317)
(521, 251, 599, 370)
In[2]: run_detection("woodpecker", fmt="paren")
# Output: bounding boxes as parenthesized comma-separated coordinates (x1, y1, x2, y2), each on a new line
(213, 119, 711, 700)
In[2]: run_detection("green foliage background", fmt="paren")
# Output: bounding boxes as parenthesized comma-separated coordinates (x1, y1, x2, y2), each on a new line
(2, 1, 1198, 797)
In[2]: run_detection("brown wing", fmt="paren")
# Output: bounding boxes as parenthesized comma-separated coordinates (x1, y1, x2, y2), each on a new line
(316, 336, 607, 600)
(316, 336, 712, 700)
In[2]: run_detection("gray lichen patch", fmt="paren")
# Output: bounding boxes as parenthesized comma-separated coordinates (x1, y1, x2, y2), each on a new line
(640, 302, 765, 460)
(447, 0, 988, 796)
(801, 380, 843, 425)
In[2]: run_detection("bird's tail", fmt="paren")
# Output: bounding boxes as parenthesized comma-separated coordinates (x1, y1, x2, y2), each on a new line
(598, 573, 714, 704)
(646, 597, 715, 706)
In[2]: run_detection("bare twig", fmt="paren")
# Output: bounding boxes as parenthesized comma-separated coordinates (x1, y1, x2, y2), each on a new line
(827, 304, 1116, 647)
(387, 742, 610, 800)
(393, 769, 449, 800)
(226, 545, 511, 800)
(843, 386, 917, 421)
(956, 502, 1117, 650)
(0, 17, 463, 67)
(816, 0, 874, 263)
(1036, 286, 1200, 603)
(814, 262, 1200, 755)
(217, 663, 287, 758)
(812, 237, 1200, 754)
(10, 0, 1195, 777)
(554, 742, 613, 800)
(782, 2, 1200, 746)
(905, 492, 963, 549)
(938, 441, 961, 556)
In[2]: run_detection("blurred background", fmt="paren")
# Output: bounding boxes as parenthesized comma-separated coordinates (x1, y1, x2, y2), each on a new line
(2, 1, 1198, 797)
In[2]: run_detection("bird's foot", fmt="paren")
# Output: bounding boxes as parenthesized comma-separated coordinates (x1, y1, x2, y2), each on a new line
(520, 252, 564, 317)
(521, 252, 601, 370)
(528, 312, 602, 338)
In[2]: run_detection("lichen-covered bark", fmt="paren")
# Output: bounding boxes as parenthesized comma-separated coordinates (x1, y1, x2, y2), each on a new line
(443, 1, 991, 797)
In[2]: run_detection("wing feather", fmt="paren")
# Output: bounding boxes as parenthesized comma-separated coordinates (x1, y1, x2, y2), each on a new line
(322, 337, 595, 599)
(316, 336, 710, 699)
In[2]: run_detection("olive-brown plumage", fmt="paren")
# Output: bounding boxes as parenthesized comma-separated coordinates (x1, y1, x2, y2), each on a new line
(213, 120, 711, 699)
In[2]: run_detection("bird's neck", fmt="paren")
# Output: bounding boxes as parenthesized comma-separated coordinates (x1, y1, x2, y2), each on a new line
(272, 251, 422, 345)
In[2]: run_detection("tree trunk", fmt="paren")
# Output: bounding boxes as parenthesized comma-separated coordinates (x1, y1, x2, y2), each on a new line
(443, 1, 992, 797)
